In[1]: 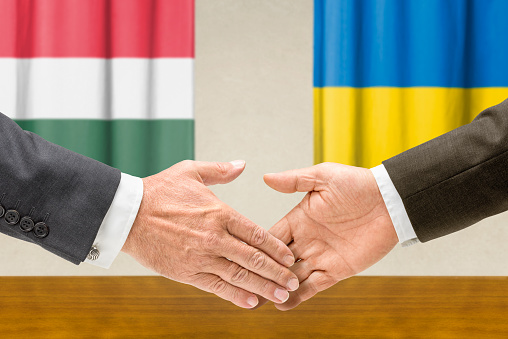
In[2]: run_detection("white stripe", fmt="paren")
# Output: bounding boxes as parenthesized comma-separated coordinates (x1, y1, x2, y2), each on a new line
(0, 58, 193, 120)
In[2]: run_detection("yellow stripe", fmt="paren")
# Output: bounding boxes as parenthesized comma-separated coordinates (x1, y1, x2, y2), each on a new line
(314, 87, 508, 168)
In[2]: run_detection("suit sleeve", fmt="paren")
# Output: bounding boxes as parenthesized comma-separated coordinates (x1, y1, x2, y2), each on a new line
(0, 112, 121, 264)
(383, 98, 508, 242)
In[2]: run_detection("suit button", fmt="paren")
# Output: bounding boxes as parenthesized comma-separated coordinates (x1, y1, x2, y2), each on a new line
(0, 205, 4, 218)
(4, 210, 20, 225)
(19, 216, 35, 232)
(34, 222, 49, 238)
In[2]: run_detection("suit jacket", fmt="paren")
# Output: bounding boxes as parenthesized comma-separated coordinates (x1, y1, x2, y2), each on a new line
(0, 112, 120, 264)
(383, 98, 508, 242)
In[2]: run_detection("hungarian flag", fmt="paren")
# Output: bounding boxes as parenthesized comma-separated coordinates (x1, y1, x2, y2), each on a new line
(0, 0, 194, 177)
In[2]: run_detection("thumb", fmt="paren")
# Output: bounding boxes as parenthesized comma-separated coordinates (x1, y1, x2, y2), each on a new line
(195, 160, 246, 186)
(263, 166, 322, 193)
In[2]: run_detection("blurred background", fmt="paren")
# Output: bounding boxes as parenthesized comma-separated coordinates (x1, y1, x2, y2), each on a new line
(0, 0, 507, 276)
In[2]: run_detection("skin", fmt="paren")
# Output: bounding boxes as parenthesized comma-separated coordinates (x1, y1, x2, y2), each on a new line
(257, 162, 398, 311)
(122, 160, 300, 309)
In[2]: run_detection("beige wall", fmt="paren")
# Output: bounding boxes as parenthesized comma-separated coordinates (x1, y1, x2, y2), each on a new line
(1, 0, 507, 276)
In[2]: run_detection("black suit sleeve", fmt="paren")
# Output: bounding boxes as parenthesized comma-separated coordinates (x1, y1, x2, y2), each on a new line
(383, 98, 508, 242)
(0, 112, 121, 264)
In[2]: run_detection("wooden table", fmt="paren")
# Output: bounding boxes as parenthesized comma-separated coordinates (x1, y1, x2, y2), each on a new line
(0, 276, 507, 338)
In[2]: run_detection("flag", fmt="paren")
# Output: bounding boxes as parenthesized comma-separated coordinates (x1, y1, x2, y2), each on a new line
(314, 0, 508, 168)
(0, 0, 194, 177)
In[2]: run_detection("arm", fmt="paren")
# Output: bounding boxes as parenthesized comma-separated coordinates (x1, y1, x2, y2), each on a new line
(383, 98, 508, 241)
(0, 112, 120, 264)
(0, 113, 299, 309)
(261, 99, 508, 310)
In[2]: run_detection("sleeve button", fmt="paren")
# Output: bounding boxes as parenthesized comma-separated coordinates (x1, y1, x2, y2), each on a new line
(4, 210, 20, 225)
(0, 205, 4, 218)
(19, 216, 35, 232)
(33, 222, 49, 238)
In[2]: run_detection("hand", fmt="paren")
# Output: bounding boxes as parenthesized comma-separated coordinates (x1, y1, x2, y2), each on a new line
(259, 163, 398, 310)
(122, 160, 299, 309)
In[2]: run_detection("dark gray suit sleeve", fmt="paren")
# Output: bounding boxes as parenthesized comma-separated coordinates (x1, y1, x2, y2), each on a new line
(383, 98, 508, 242)
(0, 112, 121, 264)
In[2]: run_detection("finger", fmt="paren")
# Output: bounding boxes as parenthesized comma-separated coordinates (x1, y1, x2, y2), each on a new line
(211, 258, 291, 304)
(221, 236, 299, 292)
(264, 166, 322, 193)
(192, 272, 259, 309)
(290, 260, 313, 283)
(194, 160, 246, 186)
(268, 215, 293, 245)
(288, 241, 305, 260)
(275, 271, 335, 311)
(227, 211, 295, 268)
(269, 204, 306, 246)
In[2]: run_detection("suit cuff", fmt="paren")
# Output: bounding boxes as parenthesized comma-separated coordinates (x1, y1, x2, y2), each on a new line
(371, 165, 419, 247)
(85, 173, 143, 268)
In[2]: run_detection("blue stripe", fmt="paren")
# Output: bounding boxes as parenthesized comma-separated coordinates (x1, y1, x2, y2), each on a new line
(314, 0, 508, 88)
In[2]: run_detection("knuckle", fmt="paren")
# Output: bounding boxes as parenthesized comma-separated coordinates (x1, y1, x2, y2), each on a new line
(307, 282, 319, 296)
(210, 279, 228, 295)
(295, 174, 316, 192)
(249, 251, 266, 270)
(231, 267, 249, 284)
(220, 208, 235, 224)
(315, 274, 332, 290)
(203, 232, 222, 250)
(215, 162, 229, 177)
(179, 159, 194, 169)
(276, 268, 289, 284)
(319, 162, 334, 169)
(230, 286, 242, 303)
(250, 227, 268, 247)
(259, 280, 271, 295)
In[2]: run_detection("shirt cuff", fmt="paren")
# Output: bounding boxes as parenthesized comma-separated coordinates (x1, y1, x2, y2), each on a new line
(371, 164, 419, 247)
(85, 173, 143, 268)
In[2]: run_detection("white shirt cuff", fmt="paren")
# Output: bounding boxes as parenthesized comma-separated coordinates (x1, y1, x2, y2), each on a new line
(371, 164, 419, 247)
(85, 173, 143, 268)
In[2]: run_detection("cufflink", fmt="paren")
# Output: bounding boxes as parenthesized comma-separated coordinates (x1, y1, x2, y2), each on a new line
(87, 245, 100, 261)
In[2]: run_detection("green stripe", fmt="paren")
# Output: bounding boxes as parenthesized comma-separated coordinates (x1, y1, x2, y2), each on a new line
(15, 119, 194, 178)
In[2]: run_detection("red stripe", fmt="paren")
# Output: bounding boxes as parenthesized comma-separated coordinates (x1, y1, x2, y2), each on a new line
(0, 0, 194, 58)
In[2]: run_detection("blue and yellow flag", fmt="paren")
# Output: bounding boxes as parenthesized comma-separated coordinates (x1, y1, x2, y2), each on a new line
(314, 0, 508, 168)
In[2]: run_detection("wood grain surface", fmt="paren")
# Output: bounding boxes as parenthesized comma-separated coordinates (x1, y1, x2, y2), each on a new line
(0, 276, 507, 338)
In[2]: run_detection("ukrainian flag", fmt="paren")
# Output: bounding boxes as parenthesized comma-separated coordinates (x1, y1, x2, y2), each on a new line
(314, 0, 508, 168)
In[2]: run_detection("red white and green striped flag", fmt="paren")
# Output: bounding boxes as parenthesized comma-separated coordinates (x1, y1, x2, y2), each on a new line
(0, 0, 194, 177)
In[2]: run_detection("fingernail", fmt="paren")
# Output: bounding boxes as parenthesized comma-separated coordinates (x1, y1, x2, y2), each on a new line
(230, 160, 246, 169)
(247, 296, 258, 308)
(283, 254, 295, 267)
(287, 278, 299, 291)
(274, 288, 290, 303)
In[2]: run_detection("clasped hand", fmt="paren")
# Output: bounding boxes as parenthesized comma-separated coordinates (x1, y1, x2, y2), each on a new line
(122, 161, 398, 311)
(122, 160, 299, 309)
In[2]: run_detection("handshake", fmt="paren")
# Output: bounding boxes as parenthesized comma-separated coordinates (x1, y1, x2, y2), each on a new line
(121, 160, 398, 311)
